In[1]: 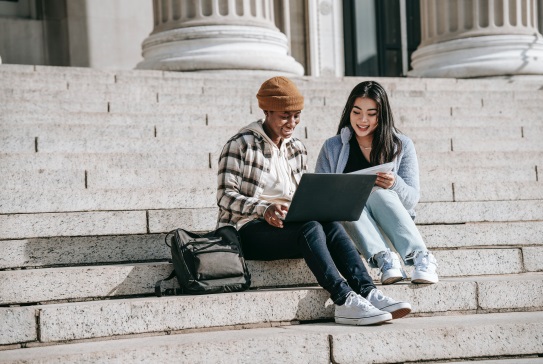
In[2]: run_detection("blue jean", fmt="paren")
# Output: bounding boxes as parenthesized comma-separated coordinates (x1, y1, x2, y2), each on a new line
(342, 188, 427, 267)
(239, 220, 375, 304)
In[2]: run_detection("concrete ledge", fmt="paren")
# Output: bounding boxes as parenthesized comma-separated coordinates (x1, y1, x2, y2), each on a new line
(0, 307, 36, 345)
(2, 312, 541, 363)
(0, 187, 216, 214)
(0, 170, 85, 190)
(419, 221, 543, 248)
(148, 208, 217, 233)
(417, 200, 543, 224)
(0, 235, 169, 269)
(296, 311, 543, 363)
(454, 182, 543, 202)
(0, 211, 147, 240)
(0, 326, 330, 363)
(523, 247, 543, 272)
(37, 289, 332, 342)
(0, 153, 210, 170)
(0, 248, 527, 304)
(477, 274, 543, 310)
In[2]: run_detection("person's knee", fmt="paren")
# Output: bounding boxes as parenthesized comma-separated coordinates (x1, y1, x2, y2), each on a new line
(368, 188, 399, 208)
(298, 221, 325, 247)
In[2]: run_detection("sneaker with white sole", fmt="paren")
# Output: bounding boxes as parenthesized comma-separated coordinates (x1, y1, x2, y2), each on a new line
(373, 249, 406, 285)
(409, 250, 439, 284)
(335, 291, 392, 326)
(366, 288, 412, 319)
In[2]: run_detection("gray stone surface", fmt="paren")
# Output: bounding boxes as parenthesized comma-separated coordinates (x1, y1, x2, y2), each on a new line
(419, 221, 543, 248)
(0, 187, 215, 214)
(36, 137, 225, 154)
(38, 288, 332, 342)
(453, 138, 543, 152)
(0, 137, 34, 153)
(419, 180, 453, 202)
(1, 101, 107, 113)
(0, 327, 329, 364)
(0, 263, 173, 304)
(416, 200, 543, 224)
(87, 169, 216, 189)
(0, 307, 36, 345)
(291, 311, 543, 363)
(454, 181, 543, 201)
(148, 208, 217, 233)
(0, 235, 169, 269)
(1, 124, 155, 139)
(0, 153, 210, 170)
(477, 273, 543, 310)
(0, 211, 147, 240)
(433, 249, 523, 277)
(523, 247, 543, 272)
(0, 111, 208, 126)
(0, 170, 85, 190)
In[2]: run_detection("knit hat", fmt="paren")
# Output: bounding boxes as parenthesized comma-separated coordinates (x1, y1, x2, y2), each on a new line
(256, 76, 304, 111)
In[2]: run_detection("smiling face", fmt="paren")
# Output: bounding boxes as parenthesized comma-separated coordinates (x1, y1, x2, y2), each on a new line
(350, 97, 379, 145)
(263, 110, 301, 146)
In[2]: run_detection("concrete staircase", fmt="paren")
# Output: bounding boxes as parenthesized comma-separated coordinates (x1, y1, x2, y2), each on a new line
(0, 64, 542, 363)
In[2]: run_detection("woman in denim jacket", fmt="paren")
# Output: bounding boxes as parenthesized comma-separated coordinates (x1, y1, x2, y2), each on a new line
(315, 81, 439, 284)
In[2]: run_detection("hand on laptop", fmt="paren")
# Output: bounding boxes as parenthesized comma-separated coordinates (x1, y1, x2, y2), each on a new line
(264, 203, 289, 228)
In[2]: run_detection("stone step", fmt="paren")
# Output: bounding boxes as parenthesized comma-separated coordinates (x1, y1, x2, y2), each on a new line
(2, 220, 542, 269)
(1, 273, 542, 345)
(3, 123, 542, 144)
(11, 312, 543, 363)
(0, 311, 541, 363)
(2, 180, 542, 214)
(1, 109, 541, 130)
(3, 221, 541, 270)
(2, 163, 532, 190)
(3, 198, 541, 240)
(1, 248, 538, 305)
(1, 150, 540, 172)
(2, 134, 539, 154)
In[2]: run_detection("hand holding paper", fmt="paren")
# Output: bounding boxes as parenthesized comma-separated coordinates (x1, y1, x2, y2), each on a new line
(348, 162, 394, 191)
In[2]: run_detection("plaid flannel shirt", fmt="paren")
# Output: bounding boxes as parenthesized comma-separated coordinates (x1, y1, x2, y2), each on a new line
(216, 123, 307, 228)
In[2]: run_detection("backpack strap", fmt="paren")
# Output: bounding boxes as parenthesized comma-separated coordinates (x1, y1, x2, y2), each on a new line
(154, 270, 177, 297)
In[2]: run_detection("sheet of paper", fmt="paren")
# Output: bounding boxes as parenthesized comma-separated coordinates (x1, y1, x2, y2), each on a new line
(348, 161, 394, 175)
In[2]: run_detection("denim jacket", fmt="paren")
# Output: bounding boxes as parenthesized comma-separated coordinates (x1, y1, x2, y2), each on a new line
(314, 126, 420, 218)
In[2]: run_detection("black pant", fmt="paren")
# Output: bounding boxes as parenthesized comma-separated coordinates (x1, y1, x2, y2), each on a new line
(239, 220, 375, 304)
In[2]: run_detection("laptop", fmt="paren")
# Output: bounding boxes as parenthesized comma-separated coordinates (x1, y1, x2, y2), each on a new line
(283, 173, 377, 222)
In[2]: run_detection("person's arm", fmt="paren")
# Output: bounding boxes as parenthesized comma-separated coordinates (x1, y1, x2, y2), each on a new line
(390, 137, 420, 211)
(217, 138, 270, 219)
(315, 139, 333, 173)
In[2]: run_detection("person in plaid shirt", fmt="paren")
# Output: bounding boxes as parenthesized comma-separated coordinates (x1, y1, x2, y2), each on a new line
(216, 76, 411, 326)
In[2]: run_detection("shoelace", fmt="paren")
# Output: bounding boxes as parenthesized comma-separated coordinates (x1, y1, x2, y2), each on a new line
(413, 252, 439, 271)
(371, 289, 393, 304)
(345, 292, 371, 309)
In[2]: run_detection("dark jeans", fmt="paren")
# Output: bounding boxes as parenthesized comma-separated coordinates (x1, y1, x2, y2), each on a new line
(239, 219, 375, 304)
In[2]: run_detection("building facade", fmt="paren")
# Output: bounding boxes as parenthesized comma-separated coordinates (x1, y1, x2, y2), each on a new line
(1, 0, 543, 78)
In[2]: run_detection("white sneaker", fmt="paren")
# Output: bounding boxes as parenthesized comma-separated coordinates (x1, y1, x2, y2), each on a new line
(366, 288, 412, 319)
(335, 291, 392, 326)
(409, 250, 439, 284)
(373, 249, 405, 285)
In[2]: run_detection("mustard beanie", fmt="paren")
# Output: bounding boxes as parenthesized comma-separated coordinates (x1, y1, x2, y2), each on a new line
(256, 76, 304, 111)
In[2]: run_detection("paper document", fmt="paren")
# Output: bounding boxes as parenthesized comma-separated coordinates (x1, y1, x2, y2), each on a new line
(348, 162, 394, 192)
(348, 162, 394, 175)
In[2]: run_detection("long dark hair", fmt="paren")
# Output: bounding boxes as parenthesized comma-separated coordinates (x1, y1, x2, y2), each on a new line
(336, 81, 402, 165)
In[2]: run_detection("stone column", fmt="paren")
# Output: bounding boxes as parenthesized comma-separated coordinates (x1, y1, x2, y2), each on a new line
(409, 0, 543, 78)
(137, 0, 303, 75)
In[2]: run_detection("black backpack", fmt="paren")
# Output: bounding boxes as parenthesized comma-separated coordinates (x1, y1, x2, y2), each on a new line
(155, 226, 251, 296)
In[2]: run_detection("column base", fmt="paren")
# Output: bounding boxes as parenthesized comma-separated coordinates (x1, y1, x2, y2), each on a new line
(137, 25, 304, 76)
(408, 34, 543, 78)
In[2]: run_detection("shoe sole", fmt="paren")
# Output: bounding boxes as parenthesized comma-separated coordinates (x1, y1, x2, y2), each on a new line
(390, 307, 411, 319)
(411, 278, 438, 284)
(335, 313, 392, 326)
(381, 276, 404, 285)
